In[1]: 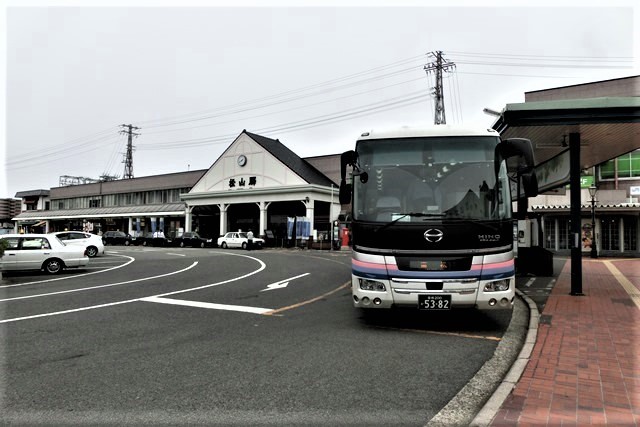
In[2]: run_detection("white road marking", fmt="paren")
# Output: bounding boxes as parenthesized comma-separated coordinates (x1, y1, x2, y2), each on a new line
(524, 278, 536, 288)
(260, 273, 310, 292)
(140, 296, 272, 314)
(0, 298, 144, 324)
(0, 262, 198, 303)
(0, 254, 136, 289)
(0, 251, 266, 324)
(166, 253, 186, 257)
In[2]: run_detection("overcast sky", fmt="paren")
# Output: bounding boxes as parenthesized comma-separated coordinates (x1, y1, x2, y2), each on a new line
(2, 1, 638, 198)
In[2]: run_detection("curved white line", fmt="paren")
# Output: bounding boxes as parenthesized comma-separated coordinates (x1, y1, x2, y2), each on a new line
(0, 254, 136, 289)
(151, 251, 266, 298)
(0, 262, 198, 303)
(0, 251, 265, 323)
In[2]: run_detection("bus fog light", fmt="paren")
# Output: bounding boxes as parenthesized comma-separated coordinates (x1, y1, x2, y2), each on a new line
(359, 279, 386, 292)
(362, 297, 371, 305)
(484, 279, 510, 292)
(353, 295, 359, 303)
(373, 298, 382, 305)
(500, 298, 510, 307)
(488, 298, 497, 306)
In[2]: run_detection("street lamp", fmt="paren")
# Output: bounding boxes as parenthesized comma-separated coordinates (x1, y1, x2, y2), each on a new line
(588, 184, 598, 259)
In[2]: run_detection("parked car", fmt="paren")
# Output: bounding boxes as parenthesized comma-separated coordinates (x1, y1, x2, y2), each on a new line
(102, 230, 134, 246)
(0, 234, 89, 274)
(217, 232, 264, 249)
(50, 231, 105, 258)
(137, 231, 172, 247)
(173, 231, 213, 248)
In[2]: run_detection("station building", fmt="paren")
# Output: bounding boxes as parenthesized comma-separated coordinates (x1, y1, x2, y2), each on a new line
(11, 131, 342, 246)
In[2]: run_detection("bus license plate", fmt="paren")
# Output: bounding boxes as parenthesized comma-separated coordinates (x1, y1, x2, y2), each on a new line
(419, 294, 451, 310)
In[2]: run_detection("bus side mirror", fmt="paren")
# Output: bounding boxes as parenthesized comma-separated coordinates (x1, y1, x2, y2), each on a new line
(339, 150, 357, 205)
(339, 182, 352, 204)
(497, 138, 535, 171)
(522, 171, 538, 197)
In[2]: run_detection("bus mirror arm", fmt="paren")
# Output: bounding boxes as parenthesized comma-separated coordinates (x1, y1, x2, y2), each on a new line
(339, 150, 357, 205)
(495, 138, 539, 197)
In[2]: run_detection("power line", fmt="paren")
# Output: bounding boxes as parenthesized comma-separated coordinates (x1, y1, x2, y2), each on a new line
(7, 126, 119, 164)
(135, 54, 427, 127)
(137, 92, 429, 151)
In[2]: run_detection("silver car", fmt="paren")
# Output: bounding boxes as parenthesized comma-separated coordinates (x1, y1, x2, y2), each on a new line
(0, 234, 89, 274)
(217, 232, 264, 249)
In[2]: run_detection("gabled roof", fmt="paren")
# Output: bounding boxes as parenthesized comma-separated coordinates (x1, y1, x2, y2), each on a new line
(244, 131, 337, 187)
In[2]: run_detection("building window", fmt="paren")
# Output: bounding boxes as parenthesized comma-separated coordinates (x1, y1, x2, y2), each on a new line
(623, 217, 637, 252)
(89, 199, 101, 208)
(558, 218, 570, 250)
(544, 218, 556, 250)
(599, 150, 640, 180)
(601, 217, 620, 251)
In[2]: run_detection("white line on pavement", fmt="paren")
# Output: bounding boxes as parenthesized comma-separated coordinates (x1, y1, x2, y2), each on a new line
(140, 296, 272, 314)
(0, 254, 135, 289)
(0, 251, 266, 323)
(0, 262, 198, 303)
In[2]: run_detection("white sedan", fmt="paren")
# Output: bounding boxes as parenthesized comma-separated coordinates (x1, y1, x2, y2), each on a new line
(50, 231, 105, 258)
(217, 232, 264, 249)
(0, 233, 89, 274)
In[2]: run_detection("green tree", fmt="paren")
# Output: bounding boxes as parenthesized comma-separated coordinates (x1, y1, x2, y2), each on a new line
(0, 238, 8, 258)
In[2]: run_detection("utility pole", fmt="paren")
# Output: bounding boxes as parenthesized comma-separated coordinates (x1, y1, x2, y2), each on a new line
(424, 51, 456, 125)
(119, 124, 140, 179)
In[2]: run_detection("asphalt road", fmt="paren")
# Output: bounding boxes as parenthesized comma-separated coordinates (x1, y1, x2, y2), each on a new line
(1, 247, 517, 426)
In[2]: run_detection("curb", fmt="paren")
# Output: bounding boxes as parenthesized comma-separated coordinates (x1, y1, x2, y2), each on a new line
(470, 289, 540, 426)
(426, 289, 540, 427)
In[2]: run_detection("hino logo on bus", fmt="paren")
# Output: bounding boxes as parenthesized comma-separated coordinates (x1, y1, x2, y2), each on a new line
(424, 229, 443, 243)
(478, 234, 501, 242)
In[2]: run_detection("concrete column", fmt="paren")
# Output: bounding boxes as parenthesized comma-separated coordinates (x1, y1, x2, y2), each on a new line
(304, 198, 314, 236)
(218, 203, 228, 235)
(128, 217, 134, 235)
(257, 201, 271, 238)
(185, 206, 193, 232)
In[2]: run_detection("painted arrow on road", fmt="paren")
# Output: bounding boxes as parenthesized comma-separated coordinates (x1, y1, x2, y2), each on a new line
(261, 273, 310, 292)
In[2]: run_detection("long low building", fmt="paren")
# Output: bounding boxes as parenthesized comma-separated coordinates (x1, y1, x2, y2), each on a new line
(12, 131, 344, 246)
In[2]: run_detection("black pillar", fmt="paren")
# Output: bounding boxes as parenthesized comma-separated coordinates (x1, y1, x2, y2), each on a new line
(569, 132, 584, 295)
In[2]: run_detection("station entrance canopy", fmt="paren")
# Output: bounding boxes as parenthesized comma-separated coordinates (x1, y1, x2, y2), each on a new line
(492, 96, 640, 295)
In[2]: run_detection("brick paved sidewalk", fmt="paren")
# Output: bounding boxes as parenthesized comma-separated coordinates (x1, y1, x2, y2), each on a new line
(490, 258, 640, 426)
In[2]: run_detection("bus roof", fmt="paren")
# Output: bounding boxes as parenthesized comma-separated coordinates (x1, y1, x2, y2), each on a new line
(357, 125, 499, 141)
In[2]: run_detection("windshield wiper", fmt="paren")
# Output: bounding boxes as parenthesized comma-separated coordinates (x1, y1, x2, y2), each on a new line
(374, 212, 444, 233)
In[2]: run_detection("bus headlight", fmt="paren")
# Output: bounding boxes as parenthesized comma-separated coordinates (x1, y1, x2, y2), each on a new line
(484, 279, 510, 292)
(359, 279, 386, 292)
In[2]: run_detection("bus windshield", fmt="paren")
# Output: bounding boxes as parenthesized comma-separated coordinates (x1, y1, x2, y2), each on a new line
(352, 136, 511, 222)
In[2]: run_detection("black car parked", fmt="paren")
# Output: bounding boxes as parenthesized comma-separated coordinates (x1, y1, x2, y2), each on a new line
(136, 232, 172, 247)
(172, 231, 213, 248)
(102, 231, 133, 246)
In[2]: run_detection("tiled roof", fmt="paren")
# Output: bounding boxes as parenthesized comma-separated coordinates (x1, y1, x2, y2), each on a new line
(13, 203, 186, 220)
(532, 203, 640, 211)
(244, 131, 337, 187)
